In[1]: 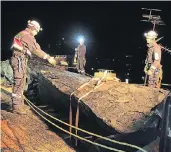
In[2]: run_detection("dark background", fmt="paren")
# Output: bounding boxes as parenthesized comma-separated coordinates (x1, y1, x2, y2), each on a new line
(1, 1, 171, 84)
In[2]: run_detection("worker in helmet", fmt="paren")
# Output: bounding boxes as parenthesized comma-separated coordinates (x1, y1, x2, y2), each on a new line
(10, 20, 56, 114)
(75, 37, 86, 74)
(144, 30, 163, 88)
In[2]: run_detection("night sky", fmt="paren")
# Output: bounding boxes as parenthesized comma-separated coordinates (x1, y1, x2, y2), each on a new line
(1, 1, 171, 84)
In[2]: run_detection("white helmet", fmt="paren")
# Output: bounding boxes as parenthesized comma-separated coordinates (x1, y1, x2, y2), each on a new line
(28, 20, 43, 32)
(144, 30, 158, 39)
(79, 37, 84, 43)
(77, 36, 85, 43)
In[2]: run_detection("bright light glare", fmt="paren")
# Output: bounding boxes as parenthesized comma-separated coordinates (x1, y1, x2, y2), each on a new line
(77, 36, 85, 43)
(144, 33, 147, 37)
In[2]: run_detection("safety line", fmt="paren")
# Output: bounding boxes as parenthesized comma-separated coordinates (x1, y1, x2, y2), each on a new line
(25, 98, 125, 152)
(0, 85, 147, 152)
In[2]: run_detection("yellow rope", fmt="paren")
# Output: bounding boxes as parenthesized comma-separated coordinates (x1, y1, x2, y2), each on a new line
(25, 98, 125, 152)
(0, 85, 147, 152)
(26, 91, 147, 152)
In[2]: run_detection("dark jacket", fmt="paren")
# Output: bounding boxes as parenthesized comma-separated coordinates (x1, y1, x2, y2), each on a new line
(77, 44, 86, 59)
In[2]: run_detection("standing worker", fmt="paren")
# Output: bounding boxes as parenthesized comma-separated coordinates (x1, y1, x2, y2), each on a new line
(11, 20, 56, 114)
(144, 30, 163, 88)
(75, 37, 86, 74)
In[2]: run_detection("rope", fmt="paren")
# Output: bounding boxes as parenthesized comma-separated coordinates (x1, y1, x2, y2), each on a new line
(0, 85, 147, 152)
(74, 71, 107, 145)
(161, 84, 171, 86)
(74, 82, 105, 146)
(69, 79, 94, 139)
(74, 70, 108, 145)
(25, 98, 125, 152)
(27, 98, 125, 152)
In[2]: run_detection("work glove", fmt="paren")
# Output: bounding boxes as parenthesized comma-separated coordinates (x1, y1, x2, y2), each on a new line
(147, 70, 153, 76)
(144, 65, 148, 74)
(147, 67, 155, 76)
(147, 65, 156, 76)
(73, 59, 77, 65)
(26, 50, 32, 57)
(73, 53, 78, 65)
(47, 57, 56, 66)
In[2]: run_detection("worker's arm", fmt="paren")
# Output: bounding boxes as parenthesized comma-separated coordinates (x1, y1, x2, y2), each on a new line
(32, 42, 56, 66)
(147, 46, 161, 75)
(22, 35, 56, 66)
(75, 46, 79, 51)
(151, 46, 161, 68)
(31, 42, 50, 59)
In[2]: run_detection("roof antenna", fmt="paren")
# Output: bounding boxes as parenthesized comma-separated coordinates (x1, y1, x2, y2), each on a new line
(141, 8, 165, 31)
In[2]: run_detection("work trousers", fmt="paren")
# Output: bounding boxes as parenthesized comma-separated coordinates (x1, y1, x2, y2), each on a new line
(11, 51, 27, 110)
(148, 68, 162, 88)
(76, 58, 86, 73)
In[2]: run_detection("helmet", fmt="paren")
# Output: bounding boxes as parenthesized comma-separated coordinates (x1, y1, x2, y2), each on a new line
(27, 20, 43, 32)
(144, 30, 158, 39)
(77, 36, 85, 43)
(79, 37, 84, 43)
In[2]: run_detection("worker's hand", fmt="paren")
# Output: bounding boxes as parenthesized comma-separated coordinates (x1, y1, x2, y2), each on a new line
(26, 50, 32, 57)
(144, 65, 148, 74)
(147, 65, 156, 76)
(147, 70, 153, 76)
(144, 68, 148, 74)
(47, 57, 56, 66)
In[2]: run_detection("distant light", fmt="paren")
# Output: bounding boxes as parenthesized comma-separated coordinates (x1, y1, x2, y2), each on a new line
(96, 58, 98, 59)
(80, 38, 84, 41)
(77, 36, 85, 43)
(125, 79, 129, 84)
(91, 68, 94, 70)
(126, 55, 133, 58)
(62, 38, 64, 40)
(113, 59, 115, 61)
(126, 64, 131, 67)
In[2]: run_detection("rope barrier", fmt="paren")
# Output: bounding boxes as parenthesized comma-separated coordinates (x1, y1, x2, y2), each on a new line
(74, 71, 107, 145)
(0, 85, 147, 152)
(25, 98, 125, 152)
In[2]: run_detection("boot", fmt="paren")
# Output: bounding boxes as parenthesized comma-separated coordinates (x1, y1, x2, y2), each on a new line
(80, 70, 85, 75)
